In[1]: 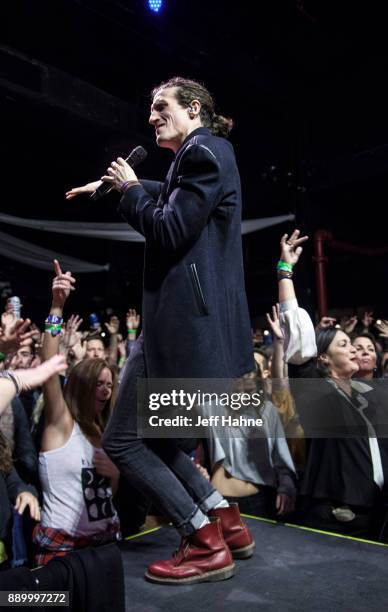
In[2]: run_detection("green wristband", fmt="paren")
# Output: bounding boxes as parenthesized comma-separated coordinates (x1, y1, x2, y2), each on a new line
(127, 329, 136, 334)
(45, 323, 63, 337)
(0, 352, 6, 362)
(277, 260, 294, 272)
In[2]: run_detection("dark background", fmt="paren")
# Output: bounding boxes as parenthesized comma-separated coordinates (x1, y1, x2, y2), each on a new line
(1, 0, 387, 329)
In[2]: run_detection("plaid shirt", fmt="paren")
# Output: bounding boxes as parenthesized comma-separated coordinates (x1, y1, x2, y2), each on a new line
(33, 522, 121, 567)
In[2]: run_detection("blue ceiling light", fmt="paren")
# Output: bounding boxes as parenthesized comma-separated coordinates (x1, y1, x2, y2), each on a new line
(148, 0, 163, 12)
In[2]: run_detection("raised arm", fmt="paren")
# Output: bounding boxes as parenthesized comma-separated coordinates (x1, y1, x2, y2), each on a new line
(62, 315, 84, 355)
(0, 354, 67, 414)
(105, 315, 120, 366)
(126, 308, 140, 357)
(276, 230, 317, 365)
(266, 303, 286, 380)
(277, 230, 307, 304)
(41, 260, 75, 445)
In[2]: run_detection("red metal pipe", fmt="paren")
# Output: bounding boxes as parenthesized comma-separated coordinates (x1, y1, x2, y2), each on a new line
(313, 230, 331, 319)
(313, 230, 388, 319)
(328, 240, 388, 257)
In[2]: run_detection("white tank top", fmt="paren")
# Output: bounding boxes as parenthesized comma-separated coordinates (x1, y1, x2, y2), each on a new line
(39, 421, 119, 537)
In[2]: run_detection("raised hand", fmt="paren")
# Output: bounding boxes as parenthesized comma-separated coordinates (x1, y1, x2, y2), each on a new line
(70, 338, 87, 362)
(362, 311, 374, 330)
(375, 319, 388, 338)
(126, 308, 140, 331)
(0, 316, 35, 354)
(316, 316, 337, 332)
(63, 315, 84, 349)
(279, 229, 308, 266)
(105, 315, 120, 335)
(52, 260, 76, 308)
(266, 304, 284, 342)
(340, 315, 358, 334)
(30, 323, 42, 343)
(65, 180, 102, 200)
(117, 334, 126, 358)
(1, 311, 16, 328)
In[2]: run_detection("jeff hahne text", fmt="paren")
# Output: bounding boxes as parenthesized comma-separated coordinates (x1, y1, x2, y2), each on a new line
(147, 390, 263, 428)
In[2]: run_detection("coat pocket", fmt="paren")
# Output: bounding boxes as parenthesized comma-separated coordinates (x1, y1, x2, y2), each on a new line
(188, 263, 209, 317)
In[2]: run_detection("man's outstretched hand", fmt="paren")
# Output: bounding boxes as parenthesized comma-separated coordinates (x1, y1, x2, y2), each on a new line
(65, 180, 102, 200)
(11, 354, 68, 392)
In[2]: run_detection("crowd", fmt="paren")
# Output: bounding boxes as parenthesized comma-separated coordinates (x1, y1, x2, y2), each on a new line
(0, 233, 387, 570)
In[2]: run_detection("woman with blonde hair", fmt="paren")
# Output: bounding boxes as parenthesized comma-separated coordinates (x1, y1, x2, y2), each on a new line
(33, 260, 120, 566)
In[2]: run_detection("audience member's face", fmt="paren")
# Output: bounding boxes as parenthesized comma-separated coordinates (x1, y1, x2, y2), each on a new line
(85, 339, 105, 359)
(10, 346, 34, 370)
(352, 336, 377, 375)
(253, 352, 270, 379)
(324, 331, 359, 379)
(95, 367, 113, 409)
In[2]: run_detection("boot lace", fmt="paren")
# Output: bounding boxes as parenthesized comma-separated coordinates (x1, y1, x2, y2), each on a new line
(173, 538, 191, 565)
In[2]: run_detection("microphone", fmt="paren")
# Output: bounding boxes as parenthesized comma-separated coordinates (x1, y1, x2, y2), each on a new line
(90, 145, 148, 201)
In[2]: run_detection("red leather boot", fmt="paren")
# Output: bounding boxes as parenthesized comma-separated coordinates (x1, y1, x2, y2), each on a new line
(209, 503, 255, 559)
(145, 518, 235, 585)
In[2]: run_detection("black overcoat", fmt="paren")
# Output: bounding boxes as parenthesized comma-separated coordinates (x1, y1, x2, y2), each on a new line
(119, 127, 254, 379)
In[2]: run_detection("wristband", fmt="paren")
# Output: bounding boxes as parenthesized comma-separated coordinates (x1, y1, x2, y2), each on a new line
(121, 180, 140, 193)
(0, 352, 5, 362)
(46, 314, 64, 325)
(277, 271, 293, 281)
(276, 260, 294, 272)
(45, 323, 63, 337)
(127, 329, 136, 334)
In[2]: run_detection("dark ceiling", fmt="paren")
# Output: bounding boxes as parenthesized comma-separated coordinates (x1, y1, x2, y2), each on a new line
(1, 0, 387, 326)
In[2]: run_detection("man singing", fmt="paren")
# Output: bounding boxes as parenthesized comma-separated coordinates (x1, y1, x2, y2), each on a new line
(66, 77, 254, 584)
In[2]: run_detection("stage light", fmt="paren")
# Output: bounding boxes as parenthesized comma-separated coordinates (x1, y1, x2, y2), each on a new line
(148, 0, 163, 12)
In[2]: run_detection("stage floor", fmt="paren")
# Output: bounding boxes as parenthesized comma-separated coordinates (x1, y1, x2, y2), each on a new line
(118, 516, 388, 612)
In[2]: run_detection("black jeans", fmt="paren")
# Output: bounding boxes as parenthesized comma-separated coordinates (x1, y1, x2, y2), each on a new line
(102, 335, 222, 535)
(226, 488, 277, 519)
